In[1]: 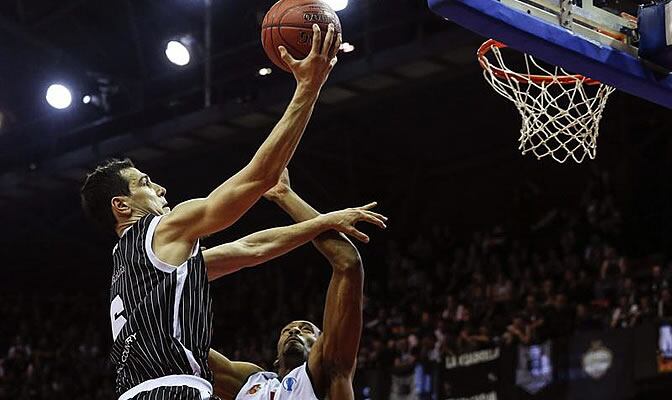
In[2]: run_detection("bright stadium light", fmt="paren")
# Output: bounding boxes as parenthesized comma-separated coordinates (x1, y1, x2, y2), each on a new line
(258, 67, 272, 76)
(46, 84, 73, 109)
(326, 0, 348, 11)
(341, 42, 355, 53)
(165, 40, 191, 66)
(82, 95, 92, 104)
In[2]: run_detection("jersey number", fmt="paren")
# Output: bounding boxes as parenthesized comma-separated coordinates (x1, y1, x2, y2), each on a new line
(110, 295, 128, 341)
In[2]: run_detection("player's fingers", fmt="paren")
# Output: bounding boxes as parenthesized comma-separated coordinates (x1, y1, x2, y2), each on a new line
(322, 23, 335, 57)
(330, 33, 342, 60)
(310, 24, 322, 55)
(278, 46, 297, 66)
(358, 202, 378, 211)
(346, 228, 370, 243)
(361, 213, 386, 229)
(329, 56, 338, 69)
(368, 211, 389, 222)
(365, 212, 387, 228)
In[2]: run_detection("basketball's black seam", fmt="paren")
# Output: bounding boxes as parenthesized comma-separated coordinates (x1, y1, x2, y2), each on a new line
(273, 4, 309, 58)
(276, 25, 307, 60)
(263, 23, 312, 29)
(263, 28, 290, 71)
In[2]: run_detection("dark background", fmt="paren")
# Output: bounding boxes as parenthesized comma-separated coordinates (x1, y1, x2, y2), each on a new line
(1, 0, 671, 398)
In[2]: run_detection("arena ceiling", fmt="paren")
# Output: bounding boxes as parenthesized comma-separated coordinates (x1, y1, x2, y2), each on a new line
(0, 0, 478, 206)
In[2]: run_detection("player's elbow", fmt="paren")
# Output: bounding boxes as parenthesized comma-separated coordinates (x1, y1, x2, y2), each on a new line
(258, 172, 279, 192)
(234, 240, 267, 266)
(332, 251, 363, 275)
(245, 160, 285, 191)
(247, 242, 269, 262)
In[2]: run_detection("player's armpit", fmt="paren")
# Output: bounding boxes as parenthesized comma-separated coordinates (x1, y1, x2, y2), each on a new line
(209, 349, 263, 400)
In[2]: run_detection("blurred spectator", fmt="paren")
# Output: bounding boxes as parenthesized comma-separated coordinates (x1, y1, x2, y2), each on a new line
(503, 315, 531, 346)
(659, 289, 672, 319)
(575, 304, 603, 331)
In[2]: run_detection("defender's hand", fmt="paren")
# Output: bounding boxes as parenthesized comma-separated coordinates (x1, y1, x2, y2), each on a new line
(320, 202, 388, 243)
(263, 168, 291, 202)
(279, 23, 342, 90)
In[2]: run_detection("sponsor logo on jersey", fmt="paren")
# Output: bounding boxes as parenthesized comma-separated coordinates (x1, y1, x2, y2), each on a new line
(282, 377, 297, 392)
(247, 384, 262, 395)
(111, 265, 125, 285)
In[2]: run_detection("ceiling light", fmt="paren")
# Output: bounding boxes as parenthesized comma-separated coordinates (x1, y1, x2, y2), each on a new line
(46, 84, 73, 109)
(326, 0, 348, 11)
(165, 40, 191, 66)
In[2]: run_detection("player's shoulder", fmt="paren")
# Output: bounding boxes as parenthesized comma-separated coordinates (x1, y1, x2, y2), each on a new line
(236, 370, 278, 398)
(277, 363, 320, 399)
(248, 370, 278, 383)
(118, 214, 157, 239)
(113, 214, 158, 254)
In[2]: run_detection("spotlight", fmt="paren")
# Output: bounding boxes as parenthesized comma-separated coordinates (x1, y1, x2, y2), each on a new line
(258, 67, 272, 76)
(46, 84, 73, 110)
(82, 95, 92, 104)
(326, 0, 348, 11)
(165, 40, 191, 66)
(341, 42, 355, 53)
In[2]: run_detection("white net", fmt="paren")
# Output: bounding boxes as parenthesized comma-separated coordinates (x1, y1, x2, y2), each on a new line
(478, 40, 615, 163)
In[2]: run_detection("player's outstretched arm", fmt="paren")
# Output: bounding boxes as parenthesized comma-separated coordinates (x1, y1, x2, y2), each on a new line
(202, 204, 386, 281)
(208, 349, 263, 400)
(156, 24, 342, 244)
(265, 169, 387, 399)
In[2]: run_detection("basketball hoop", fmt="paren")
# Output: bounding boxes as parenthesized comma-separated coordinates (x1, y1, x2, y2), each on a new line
(477, 39, 614, 163)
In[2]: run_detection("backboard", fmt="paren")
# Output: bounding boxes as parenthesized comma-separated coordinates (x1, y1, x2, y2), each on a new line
(428, 0, 672, 109)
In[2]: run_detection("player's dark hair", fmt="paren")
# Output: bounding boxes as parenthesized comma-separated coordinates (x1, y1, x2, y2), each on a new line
(81, 158, 135, 233)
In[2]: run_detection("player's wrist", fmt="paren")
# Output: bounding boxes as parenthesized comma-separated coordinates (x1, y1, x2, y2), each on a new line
(268, 187, 293, 203)
(295, 81, 322, 98)
(316, 213, 336, 230)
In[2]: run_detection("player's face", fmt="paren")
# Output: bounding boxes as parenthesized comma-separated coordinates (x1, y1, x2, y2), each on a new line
(276, 320, 320, 361)
(121, 168, 170, 216)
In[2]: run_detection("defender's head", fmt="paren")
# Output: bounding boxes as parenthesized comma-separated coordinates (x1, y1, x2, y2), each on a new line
(81, 159, 168, 235)
(275, 320, 321, 373)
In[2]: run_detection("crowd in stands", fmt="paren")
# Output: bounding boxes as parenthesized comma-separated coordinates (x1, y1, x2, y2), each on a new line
(2, 170, 672, 399)
(0, 293, 112, 399)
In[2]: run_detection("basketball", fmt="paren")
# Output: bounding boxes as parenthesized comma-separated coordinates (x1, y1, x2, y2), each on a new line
(261, 0, 342, 72)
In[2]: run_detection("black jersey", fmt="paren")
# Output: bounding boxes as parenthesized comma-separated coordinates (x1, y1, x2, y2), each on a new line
(109, 214, 213, 397)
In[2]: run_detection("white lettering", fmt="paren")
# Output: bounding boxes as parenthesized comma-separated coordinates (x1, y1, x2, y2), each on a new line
(110, 295, 128, 341)
(445, 391, 498, 400)
(445, 348, 500, 369)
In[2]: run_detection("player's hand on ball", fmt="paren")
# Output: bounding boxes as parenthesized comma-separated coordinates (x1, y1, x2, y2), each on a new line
(263, 168, 292, 201)
(321, 202, 388, 243)
(279, 23, 342, 90)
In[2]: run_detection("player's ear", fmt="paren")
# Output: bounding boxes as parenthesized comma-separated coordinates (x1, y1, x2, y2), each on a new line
(111, 196, 132, 217)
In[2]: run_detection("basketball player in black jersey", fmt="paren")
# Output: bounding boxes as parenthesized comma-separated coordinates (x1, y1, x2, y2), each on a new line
(79, 25, 367, 400)
(207, 169, 375, 400)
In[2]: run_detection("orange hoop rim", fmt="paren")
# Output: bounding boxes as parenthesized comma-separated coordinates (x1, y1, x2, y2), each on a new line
(477, 39, 602, 86)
